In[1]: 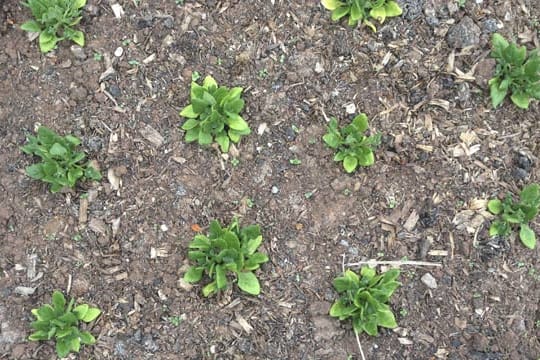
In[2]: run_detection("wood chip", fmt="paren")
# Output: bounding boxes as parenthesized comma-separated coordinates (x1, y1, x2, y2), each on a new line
(107, 168, 121, 191)
(88, 218, 108, 236)
(416, 144, 433, 152)
(235, 314, 253, 334)
(428, 99, 450, 111)
(114, 272, 128, 281)
(428, 250, 448, 256)
(403, 210, 419, 231)
(14, 286, 36, 296)
(398, 337, 413, 345)
(79, 197, 88, 224)
(140, 125, 164, 147)
(111, 3, 124, 18)
(143, 53, 156, 64)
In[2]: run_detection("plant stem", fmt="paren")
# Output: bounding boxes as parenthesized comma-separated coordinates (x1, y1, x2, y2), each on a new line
(346, 260, 442, 268)
(354, 330, 366, 360)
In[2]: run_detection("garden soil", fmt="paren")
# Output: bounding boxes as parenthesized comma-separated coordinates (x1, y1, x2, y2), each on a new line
(1, 0, 540, 359)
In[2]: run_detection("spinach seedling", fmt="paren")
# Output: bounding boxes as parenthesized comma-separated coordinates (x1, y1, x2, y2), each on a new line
(21, 126, 101, 193)
(180, 75, 251, 153)
(183, 218, 269, 297)
(21, 0, 86, 53)
(489, 33, 540, 109)
(321, 0, 402, 31)
(330, 267, 401, 336)
(323, 114, 381, 173)
(487, 183, 540, 249)
(28, 291, 101, 358)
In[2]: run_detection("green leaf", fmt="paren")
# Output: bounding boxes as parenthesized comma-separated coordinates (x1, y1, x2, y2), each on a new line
(360, 318, 378, 336)
(73, 0, 87, 9)
(79, 331, 96, 345)
(489, 79, 507, 108)
(323, 133, 340, 148)
(321, 0, 344, 10)
(52, 291, 66, 311)
(370, 7, 386, 23)
(71, 336, 81, 353)
(70, 30, 84, 47)
(519, 224, 536, 249)
(237, 271, 261, 295)
(377, 308, 397, 328)
(184, 128, 199, 143)
(520, 184, 540, 204)
(352, 114, 369, 132)
(343, 156, 358, 173)
(20, 20, 42, 32)
(203, 75, 218, 90)
(244, 252, 269, 270)
(184, 267, 204, 283)
(202, 281, 217, 297)
(181, 118, 200, 130)
(331, 6, 350, 21)
(384, 1, 403, 17)
(81, 307, 100, 322)
(28, 330, 49, 341)
(510, 92, 530, 109)
(244, 235, 263, 255)
(49, 143, 67, 157)
(84, 166, 102, 181)
(329, 300, 357, 318)
(39, 32, 58, 53)
(198, 131, 213, 145)
(350, 2, 362, 21)
(215, 133, 230, 153)
(74, 304, 89, 319)
(357, 150, 375, 166)
(180, 104, 199, 118)
(487, 199, 503, 214)
(227, 114, 250, 131)
(492, 33, 509, 55)
(56, 339, 71, 358)
(215, 265, 227, 289)
(26, 164, 45, 179)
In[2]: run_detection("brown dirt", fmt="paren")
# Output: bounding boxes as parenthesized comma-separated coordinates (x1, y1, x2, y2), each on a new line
(1, 0, 540, 359)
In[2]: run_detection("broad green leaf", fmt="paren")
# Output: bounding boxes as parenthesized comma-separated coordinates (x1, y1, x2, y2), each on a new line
(491, 33, 509, 56)
(56, 339, 71, 358)
(384, 1, 403, 17)
(350, 2, 362, 21)
(243, 235, 263, 255)
(227, 87, 243, 99)
(28, 330, 49, 341)
(323, 133, 340, 148)
(215, 133, 230, 153)
(224, 98, 245, 115)
(84, 166, 101, 181)
(331, 6, 350, 21)
(321, 0, 343, 10)
(520, 184, 540, 205)
(227, 114, 250, 131)
(39, 32, 58, 53)
(73, 0, 87, 9)
(52, 291, 66, 311)
(228, 130, 241, 143)
(56, 327, 73, 338)
(70, 30, 84, 47)
(510, 92, 530, 109)
(189, 235, 211, 249)
(203, 75, 218, 90)
(81, 308, 100, 322)
(20, 20, 42, 32)
(198, 130, 213, 145)
(26, 164, 45, 179)
(181, 118, 200, 130)
(237, 271, 261, 295)
(352, 114, 369, 132)
(360, 266, 376, 280)
(191, 97, 209, 114)
(519, 224, 536, 249)
(343, 155, 358, 173)
(489, 79, 507, 108)
(377, 308, 397, 328)
(360, 318, 378, 336)
(333, 276, 355, 293)
(74, 304, 89, 319)
(65, 135, 81, 146)
(79, 331, 96, 345)
(329, 300, 356, 318)
(357, 150, 375, 166)
(184, 128, 199, 143)
(369, 7, 386, 23)
(487, 199, 503, 214)
(202, 281, 218, 297)
(184, 267, 204, 283)
(244, 252, 269, 270)
(363, 19, 377, 32)
(215, 265, 227, 289)
(71, 336, 81, 353)
(180, 104, 199, 118)
(50, 143, 67, 157)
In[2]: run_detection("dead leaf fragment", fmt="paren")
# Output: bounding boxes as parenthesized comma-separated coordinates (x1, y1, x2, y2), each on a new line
(235, 314, 253, 334)
(403, 210, 419, 231)
(79, 197, 88, 224)
(88, 218, 108, 236)
(107, 168, 121, 191)
(140, 125, 164, 147)
(191, 224, 202, 232)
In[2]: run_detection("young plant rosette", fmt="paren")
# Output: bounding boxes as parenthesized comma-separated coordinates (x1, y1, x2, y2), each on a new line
(28, 291, 101, 358)
(183, 218, 269, 297)
(321, 0, 402, 31)
(330, 267, 401, 336)
(180, 75, 251, 153)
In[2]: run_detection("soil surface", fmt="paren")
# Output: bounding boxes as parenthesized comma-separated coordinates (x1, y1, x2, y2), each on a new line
(1, 0, 540, 359)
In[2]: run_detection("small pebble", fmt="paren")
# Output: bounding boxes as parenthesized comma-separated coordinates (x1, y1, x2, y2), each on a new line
(114, 47, 124, 57)
(271, 186, 279, 194)
(70, 45, 87, 60)
(421, 273, 438, 289)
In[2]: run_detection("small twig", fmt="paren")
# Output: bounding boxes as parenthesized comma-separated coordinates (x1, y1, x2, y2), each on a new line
(346, 260, 442, 268)
(355, 331, 366, 360)
(341, 254, 346, 273)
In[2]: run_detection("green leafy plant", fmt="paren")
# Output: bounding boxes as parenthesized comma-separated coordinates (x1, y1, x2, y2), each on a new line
(180, 75, 250, 153)
(487, 183, 540, 249)
(321, 0, 402, 31)
(20, 0, 86, 53)
(183, 218, 269, 296)
(28, 291, 101, 358)
(330, 267, 400, 336)
(21, 126, 101, 193)
(323, 114, 381, 173)
(489, 33, 540, 109)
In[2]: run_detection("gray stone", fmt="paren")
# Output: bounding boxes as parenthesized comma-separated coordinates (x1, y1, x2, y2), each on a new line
(421, 272, 438, 289)
(70, 45, 87, 60)
(447, 17, 481, 48)
(397, 0, 424, 20)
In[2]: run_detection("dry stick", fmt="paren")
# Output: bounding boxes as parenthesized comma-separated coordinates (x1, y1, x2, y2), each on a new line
(355, 331, 366, 360)
(346, 260, 442, 268)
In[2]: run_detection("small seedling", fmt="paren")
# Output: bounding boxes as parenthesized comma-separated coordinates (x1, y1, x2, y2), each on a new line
(28, 291, 100, 358)
(323, 114, 381, 173)
(191, 71, 201, 82)
(487, 183, 540, 249)
(21, 0, 86, 53)
(93, 52, 102, 61)
(321, 0, 402, 32)
(21, 126, 101, 193)
(183, 218, 269, 296)
(330, 267, 401, 336)
(489, 33, 540, 109)
(289, 158, 302, 165)
(180, 75, 251, 153)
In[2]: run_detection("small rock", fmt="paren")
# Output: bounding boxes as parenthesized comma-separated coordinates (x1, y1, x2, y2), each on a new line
(70, 86, 87, 102)
(114, 47, 124, 57)
(421, 273, 438, 289)
(271, 186, 279, 194)
(483, 18, 501, 33)
(86, 136, 103, 152)
(474, 58, 496, 89)
(70, 45, 87, 60)
(85, 4, 100, 17)
(314, 62, 324, 74)
(470, 333, 489, 352)
(517, 154, 532, 171)
(456, 82, 471, 107)
(163, 17, 174, 29)
(108, 84, 121, 97)
(142, 334, 158, 352)
(446, 17, 481, 48)
(512, 168, 528, 180)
